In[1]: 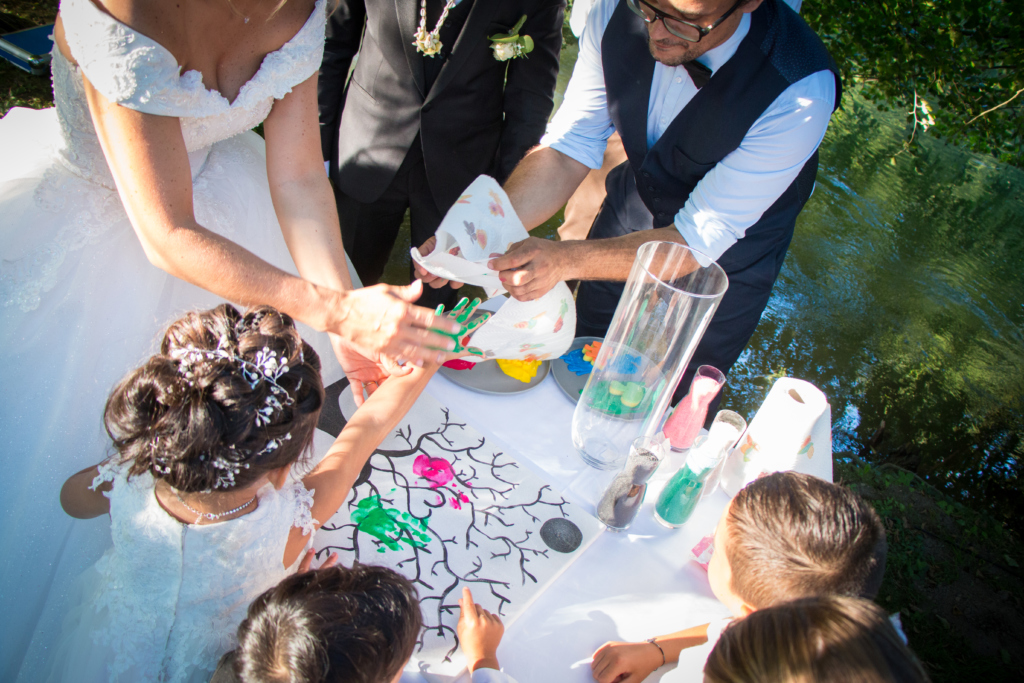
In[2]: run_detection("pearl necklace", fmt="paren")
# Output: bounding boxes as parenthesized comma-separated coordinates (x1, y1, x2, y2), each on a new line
(174, 488, 257, 524)
(413, 0, 458, 56)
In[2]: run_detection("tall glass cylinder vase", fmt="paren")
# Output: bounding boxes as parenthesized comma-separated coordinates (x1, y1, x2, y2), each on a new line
(572, 242, 728, 469)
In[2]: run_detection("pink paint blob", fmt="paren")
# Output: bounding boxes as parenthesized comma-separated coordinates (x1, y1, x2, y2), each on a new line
(663, 369, 725, 451)
(413, 455, 455, 489)
(443, 359, 475, 370)
(459, 492, 469, 503)
(449, 496, 462, 510)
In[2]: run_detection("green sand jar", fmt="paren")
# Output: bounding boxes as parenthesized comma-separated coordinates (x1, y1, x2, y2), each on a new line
(655, 411, 747, 528)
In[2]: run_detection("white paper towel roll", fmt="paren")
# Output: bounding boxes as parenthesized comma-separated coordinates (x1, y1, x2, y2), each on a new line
(721, 378, 830, 496)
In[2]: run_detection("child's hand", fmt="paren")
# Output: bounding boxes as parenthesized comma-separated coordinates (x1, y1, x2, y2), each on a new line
(434, 298, 488, 357)
(591, 641, 663, 683)
(457, 587, 504, 672)
(296, 548, 338, 573)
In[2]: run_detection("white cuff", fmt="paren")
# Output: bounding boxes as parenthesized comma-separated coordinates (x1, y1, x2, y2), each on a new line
(470, 667, 519, 683)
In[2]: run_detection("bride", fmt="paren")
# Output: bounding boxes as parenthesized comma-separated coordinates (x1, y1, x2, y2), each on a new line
(0, 0, 459, 678)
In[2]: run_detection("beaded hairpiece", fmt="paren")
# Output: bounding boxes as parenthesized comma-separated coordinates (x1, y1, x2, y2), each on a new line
(164, 342, 299, 489)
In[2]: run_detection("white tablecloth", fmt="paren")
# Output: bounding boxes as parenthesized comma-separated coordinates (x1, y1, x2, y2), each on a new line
(396, 367, 833, 683)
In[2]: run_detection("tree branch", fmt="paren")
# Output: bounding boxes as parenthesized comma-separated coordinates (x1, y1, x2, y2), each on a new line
(962, 87, 1024, 128)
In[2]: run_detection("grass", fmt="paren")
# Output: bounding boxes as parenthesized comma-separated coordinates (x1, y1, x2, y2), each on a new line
(838, 459, 1024, 681)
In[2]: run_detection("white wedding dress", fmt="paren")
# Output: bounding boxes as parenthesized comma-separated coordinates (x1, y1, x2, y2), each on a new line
(0, 0, 345, 679)
(47, 461, 318, 683)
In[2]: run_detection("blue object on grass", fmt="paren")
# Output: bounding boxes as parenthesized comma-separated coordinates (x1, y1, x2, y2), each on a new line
(0, 24, 54, 75)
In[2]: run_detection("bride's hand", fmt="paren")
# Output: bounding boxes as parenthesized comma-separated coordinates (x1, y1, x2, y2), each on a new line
(333, 280, 461, 373)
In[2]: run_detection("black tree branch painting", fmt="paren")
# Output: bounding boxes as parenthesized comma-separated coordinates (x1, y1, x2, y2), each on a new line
(315, 381, 594, 669)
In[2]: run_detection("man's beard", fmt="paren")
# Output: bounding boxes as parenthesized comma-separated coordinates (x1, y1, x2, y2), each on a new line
(648, 36, 702, 66)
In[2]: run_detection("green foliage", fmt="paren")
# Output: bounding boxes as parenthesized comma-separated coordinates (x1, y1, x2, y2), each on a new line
(839, 462, 1024, 681)
(805, 0, 1024, 166)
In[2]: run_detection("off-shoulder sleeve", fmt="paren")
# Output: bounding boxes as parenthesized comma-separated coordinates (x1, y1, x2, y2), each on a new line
(58, 0, 205, 112)
(249, 0, 326, 103)
(58, 0, 326, 116)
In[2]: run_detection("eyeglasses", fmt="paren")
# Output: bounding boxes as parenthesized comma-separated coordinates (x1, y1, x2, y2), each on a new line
(626, 0, 743, 43)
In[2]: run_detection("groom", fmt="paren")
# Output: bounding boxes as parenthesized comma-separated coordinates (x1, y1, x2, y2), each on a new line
(319, 0, 565, 308)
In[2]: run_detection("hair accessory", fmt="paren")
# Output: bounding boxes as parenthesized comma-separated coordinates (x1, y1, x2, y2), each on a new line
(166, 343, 298, 489)
(646, 637, 666, 666)
(169, 344, 296, 427)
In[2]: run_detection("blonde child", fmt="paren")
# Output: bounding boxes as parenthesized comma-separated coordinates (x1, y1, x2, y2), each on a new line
(591, 471, 888, 683)
(704, 595, 930, 682)
(53, 304, 436, 683)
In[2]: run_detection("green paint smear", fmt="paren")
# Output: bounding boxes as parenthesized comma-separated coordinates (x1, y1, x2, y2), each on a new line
(351, 495, 431, 552)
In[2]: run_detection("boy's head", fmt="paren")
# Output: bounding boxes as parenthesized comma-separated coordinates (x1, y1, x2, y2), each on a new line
(707, 471, 886, 616)
(233, 564, 422, 683)
(704, 595, 930, 683)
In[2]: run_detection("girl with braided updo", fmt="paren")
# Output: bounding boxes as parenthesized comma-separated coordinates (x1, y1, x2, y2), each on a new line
(55, 304, 437, 683)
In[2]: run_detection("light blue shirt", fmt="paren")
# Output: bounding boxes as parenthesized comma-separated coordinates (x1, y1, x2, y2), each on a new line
(542, 0, 835, 262)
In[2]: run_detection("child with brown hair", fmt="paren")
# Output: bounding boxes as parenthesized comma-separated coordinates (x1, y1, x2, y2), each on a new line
(704, 595, 930, 682)
(213, 575, 516, 683)
(590, 471, 888, 683)
(53, 304, 437, 683)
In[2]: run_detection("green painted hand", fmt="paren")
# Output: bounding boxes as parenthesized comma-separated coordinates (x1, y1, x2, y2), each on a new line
(434, 297, 490, 356)
(351, 495, 431, 552)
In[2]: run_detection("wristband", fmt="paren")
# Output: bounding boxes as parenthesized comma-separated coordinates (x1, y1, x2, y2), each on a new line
(646, 637, 666, 667)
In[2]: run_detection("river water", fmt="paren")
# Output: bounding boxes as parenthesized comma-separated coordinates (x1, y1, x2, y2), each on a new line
(725, 91, 1023, 517)
(387, 44, 1024, 518)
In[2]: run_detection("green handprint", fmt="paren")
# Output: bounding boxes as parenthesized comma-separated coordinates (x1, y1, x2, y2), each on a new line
(434, 297, 490, 355)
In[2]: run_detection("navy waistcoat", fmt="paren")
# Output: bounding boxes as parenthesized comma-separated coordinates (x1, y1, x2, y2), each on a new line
(595, 0, 841, 275)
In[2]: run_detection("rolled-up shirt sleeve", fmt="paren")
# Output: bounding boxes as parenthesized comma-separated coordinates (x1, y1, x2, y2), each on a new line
(538, 0, 617, 169)
(673, 70, 836, 262)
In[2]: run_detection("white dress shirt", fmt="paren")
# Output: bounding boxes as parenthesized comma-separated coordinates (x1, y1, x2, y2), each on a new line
(541, 0, 835, 263)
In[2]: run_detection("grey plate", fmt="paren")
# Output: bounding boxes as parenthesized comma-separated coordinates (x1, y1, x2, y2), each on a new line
(438, 359, 550, 395)
(551, 336, 604, 404)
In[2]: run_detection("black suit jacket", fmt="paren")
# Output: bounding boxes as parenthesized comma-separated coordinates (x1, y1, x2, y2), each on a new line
(318, 0, 565, 211)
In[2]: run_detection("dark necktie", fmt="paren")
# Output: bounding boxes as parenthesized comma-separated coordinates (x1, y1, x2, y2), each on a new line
(683, 60, 712, 89)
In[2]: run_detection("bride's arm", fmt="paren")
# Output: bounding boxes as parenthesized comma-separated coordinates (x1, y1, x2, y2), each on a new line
(261, 73, 398, 401)
(263, 73, 352, 298)
(80, 75, 460, 367)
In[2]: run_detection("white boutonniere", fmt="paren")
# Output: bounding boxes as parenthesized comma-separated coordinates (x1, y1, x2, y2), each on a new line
(489, 15, 534, 61)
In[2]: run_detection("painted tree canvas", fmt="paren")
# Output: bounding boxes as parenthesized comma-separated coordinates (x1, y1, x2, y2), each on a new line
(311, 379, 602, 677)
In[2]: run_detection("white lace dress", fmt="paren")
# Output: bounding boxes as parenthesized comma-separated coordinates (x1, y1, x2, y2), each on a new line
(45, 460, 318, 683)
(0, 0, 345, 679)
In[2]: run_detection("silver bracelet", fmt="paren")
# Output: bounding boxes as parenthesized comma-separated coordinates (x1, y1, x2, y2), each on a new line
(646, 637, 666, 667)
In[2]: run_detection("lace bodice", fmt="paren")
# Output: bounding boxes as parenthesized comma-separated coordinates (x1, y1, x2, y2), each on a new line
(84, 460, 317, 682)
(54, 0, 325, 185)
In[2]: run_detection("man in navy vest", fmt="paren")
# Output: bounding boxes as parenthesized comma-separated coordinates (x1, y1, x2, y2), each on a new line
(422, 0, 840, 402)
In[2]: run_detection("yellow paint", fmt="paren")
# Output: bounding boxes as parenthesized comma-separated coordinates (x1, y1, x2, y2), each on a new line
(496, 358, 542, 383)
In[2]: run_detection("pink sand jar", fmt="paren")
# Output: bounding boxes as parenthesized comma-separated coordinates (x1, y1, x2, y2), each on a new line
(662, 365, 726, 454)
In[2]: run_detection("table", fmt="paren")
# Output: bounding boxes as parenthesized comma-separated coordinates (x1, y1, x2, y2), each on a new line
(391, 366, 833, 683)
